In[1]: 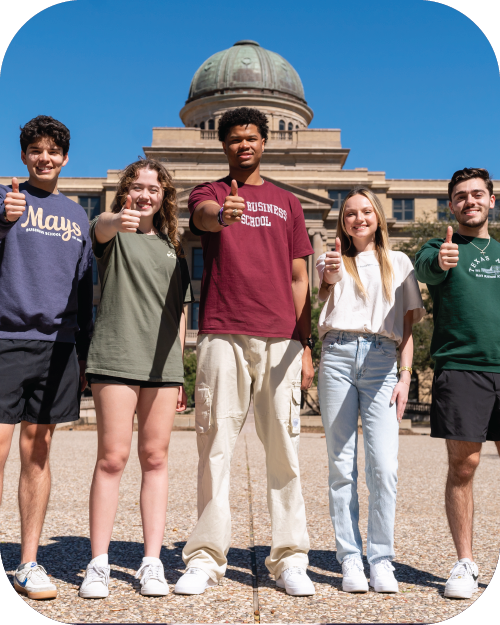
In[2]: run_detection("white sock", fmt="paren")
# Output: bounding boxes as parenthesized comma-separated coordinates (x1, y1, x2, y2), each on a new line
(142, 556, 162, 565)
(91, 554, 108, 566)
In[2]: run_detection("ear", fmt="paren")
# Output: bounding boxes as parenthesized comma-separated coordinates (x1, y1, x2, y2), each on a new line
(262, 138, 266, 152)
(20, 151, 27, 165)
(490, 194, 495, 209)
(221, 141, 227, 156)
(62, 153, 69, 167)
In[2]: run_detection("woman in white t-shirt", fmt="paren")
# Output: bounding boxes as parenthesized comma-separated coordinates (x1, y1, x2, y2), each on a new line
(316, 187, 424, 595)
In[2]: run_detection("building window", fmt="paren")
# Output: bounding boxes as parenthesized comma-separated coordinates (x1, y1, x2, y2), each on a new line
(191, 302, 200, 330)
(200, 121, 205, 130)
(78, 196, 101, 221)
(194, 123, 198, 128)
(192, 247, 204, 280)
(489, 199, 500, 222)
(92, 305, 98, 322)
(288, 122, 293, 131)
(328, 189, 350, 210)
(296, 125, 299, 129)
(208, 119, 215, 130)
(393, 198, 414, 221)
(279, 120, 285, 131)
(92, 258, 99, 285)
(437, 199, 450, 221)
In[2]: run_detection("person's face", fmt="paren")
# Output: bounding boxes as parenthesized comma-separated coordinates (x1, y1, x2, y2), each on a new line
(450, 178, 495, 229)
(222, 124, 265, 170)
(343, 194, 379, 242)
(128, 168, 163, 217)
(21, 136, 68, 183)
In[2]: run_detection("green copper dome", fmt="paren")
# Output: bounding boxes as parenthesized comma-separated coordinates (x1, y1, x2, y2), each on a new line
(187, 41, 307, 104)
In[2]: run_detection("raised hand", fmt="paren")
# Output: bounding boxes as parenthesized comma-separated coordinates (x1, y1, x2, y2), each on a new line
(117, 195, 141, 233)
(323, 237, 343, 284)
(221, 179, 246, 225)
(438, 226, 459, 271)
(4, 177, 26, 222)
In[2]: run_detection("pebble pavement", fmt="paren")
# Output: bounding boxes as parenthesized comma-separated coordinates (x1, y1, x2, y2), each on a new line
(1, 411, 499, 624)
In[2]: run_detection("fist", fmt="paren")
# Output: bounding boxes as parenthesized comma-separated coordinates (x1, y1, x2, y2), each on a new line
(323, 237, 343, 284)
(222, 179, 246, 225)
(117, 195, 141, 233)
(438, 226, 459, 271)
(4, 178, 26, 222)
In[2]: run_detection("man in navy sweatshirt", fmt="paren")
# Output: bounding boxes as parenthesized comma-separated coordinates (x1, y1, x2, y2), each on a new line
(0, 116, 93, 600)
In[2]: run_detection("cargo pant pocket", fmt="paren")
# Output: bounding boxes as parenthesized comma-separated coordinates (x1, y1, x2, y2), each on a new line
(195, 383, 212, 434)
(290, 381, 302, 434)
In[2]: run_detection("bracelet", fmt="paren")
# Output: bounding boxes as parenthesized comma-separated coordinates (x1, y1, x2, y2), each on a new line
(217, 206, 228, 228)
(399, 366, 412, 375)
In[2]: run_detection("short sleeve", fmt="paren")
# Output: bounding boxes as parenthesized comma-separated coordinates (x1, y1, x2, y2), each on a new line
(291, 196, 314, 259)
(179, 257, 195, 304)
(400, 255, 426, 323)
(89, 216, 114, 260)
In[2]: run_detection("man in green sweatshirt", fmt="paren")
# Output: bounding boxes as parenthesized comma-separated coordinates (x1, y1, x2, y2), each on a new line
(415, 167, 500, 600)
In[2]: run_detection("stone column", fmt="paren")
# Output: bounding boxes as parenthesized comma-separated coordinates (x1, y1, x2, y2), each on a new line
(308, 228, 328, 290)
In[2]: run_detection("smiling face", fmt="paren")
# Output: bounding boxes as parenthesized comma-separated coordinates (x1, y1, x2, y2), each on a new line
(343, 194, 379, 247)
(222, 124, 265, 171)
(21, 136, 68, 186)
(128, 168, 164, 217)
(450, 178, 495, 230)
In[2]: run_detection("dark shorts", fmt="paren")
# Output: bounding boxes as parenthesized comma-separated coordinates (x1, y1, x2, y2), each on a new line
(430, 369, 500, 442)
(0, 339, 80, 426)
(86, 373, 180, 389)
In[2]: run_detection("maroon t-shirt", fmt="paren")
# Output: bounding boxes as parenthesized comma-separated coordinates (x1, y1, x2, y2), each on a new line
(189, 176, 313, 339)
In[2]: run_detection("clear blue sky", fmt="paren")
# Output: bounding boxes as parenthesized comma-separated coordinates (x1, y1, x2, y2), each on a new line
(0, 0, 499, 180)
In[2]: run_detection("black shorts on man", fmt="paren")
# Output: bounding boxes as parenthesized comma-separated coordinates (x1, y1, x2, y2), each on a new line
(0, 340, 80, 425)
(430, 369, 500, 442)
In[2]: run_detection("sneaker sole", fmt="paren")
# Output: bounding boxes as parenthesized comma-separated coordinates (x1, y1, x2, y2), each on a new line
(79, 590, 109, 599)
(141, 589, 169, 596)
(370, 581, 398, 593)
(276, 579, 315, 596)
(342, 581, 369, 593)
(15, 581, 57, 600)
(444, 584, 477, 600)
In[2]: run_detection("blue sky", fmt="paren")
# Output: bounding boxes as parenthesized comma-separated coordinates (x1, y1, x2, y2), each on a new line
(0, 0, 499, 180)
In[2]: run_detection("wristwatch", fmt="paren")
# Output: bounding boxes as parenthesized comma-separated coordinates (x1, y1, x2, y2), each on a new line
(301, 337, 315, 351)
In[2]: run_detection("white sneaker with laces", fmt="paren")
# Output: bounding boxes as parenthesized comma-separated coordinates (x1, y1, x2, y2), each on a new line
(276, 567, 315, 596)
(342, 557, 368, 593)
(444, 559, 479, 599)
(79, 555, 110, 599)
(14, 562, 57, 600)
(369, 559, 399, 593)
(174, 567, 217, 595)
(135, 557, 169, 596)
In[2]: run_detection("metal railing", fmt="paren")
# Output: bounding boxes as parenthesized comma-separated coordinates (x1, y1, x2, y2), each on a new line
(201, 130, 218, 140)
(270, 131, 294, 141)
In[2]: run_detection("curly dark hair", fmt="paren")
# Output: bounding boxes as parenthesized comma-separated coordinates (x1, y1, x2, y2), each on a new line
(448, 168, 493, 200)
(112, 159, 183, 258)
(218, 107, 269, 142)
(20, 115, 70, 154)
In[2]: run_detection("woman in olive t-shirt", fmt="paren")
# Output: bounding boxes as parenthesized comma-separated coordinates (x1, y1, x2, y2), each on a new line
(80, 160, 193, 599)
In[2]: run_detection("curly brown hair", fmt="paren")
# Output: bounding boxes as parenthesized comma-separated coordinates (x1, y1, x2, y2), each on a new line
(112, 159, 183, 257)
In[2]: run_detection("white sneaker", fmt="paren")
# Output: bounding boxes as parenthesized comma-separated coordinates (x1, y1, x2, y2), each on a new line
(276, 567, 315, 596)
(369, 559, 399, 593)
(174, 567, 217, 595)
(135, 557, 169, 596)
(14, 562, 57, 600)
(342, 557, 368, 593)
(79, 555, 110, 599)
(444, 559, 479, 599)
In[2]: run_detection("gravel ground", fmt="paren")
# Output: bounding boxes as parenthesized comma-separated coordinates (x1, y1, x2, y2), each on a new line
(1, 415, 499, 624)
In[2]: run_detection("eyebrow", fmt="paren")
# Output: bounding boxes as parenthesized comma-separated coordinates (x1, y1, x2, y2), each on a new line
(454, 188, 485, 197)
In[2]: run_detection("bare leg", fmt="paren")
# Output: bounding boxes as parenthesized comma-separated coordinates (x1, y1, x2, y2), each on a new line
(89, 384, 138, 558)
(18, 423, 56, 563)
(0, 424, 16, 507)
(495, 441, 500, 456)
(136, 387, 178, 558)
(445, 440, 482, 561)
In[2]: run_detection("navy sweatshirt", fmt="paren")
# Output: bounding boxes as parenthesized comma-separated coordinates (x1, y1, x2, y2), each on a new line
(0, 182, 94, 359)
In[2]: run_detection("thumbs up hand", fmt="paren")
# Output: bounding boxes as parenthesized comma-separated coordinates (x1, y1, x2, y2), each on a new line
(323, 237, 343, 284)
(117, 195, 141, 233)
(4, 178, 26, 222)
(221, 179, 246, 225)
(438, 226, 459, 271)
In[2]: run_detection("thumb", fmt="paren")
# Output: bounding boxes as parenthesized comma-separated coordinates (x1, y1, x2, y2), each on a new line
(335, 237, 341, 254)
(12, 177, 19, 194)
(445, 226, 453, 244)
(124, 195, 132, 210)
(231, 179, 239, 196)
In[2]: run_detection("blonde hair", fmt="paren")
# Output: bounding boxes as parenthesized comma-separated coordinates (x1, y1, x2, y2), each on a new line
(337, 187, 394, 301)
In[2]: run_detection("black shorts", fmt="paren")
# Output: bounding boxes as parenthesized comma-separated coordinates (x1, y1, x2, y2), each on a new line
(430, 369, 500, 442)
(0, 339, 80, 426)
(86, 373, 180, 389)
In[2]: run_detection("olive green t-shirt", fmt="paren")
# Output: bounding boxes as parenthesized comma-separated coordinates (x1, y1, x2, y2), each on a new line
(86, 219, 194, 382)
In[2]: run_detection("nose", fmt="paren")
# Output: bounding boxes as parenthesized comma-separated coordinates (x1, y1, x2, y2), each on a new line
(39, 150, 50, 163)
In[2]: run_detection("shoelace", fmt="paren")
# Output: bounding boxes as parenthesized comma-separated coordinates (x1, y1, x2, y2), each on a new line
(373, 559, 395, 574)
(343, 558, 364, 574)
(135, 563, 163, 585)
(25, 564, 50, 585)
(285, 567, 306, 577)
(185, 567, 204, 576)
(86, 564, 110, 585)
(449, 561, 474, 579)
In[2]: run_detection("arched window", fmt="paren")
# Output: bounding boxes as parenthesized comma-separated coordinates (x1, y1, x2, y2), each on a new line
(295, 125, 299, 129)
(288, 122, 293, 131)
(200, 121, 205, 130)
(279, 120, 285, 131)
(208, 119, 215, 130)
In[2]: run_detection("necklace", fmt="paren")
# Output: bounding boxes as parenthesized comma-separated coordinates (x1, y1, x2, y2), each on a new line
(457, 232, 491, 255)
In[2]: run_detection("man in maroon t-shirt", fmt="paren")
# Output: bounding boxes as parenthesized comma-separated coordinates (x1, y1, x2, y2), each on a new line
(174, 107, 315, 597)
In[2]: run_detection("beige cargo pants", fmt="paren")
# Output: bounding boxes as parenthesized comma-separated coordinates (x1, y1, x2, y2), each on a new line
(182, 333, 310, 582)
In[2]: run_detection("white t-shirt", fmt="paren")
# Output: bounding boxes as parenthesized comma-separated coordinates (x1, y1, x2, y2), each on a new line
(316, 250, 425, 345)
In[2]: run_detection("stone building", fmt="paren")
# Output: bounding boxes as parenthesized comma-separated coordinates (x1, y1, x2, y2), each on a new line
(2, 39, 499, 367)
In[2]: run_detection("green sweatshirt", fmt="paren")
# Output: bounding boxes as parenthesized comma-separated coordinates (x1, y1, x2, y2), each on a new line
(414, 234, 500, 372)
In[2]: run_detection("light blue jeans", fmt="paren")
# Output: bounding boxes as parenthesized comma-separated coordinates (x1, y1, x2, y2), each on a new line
(318, 330, 399, 564)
